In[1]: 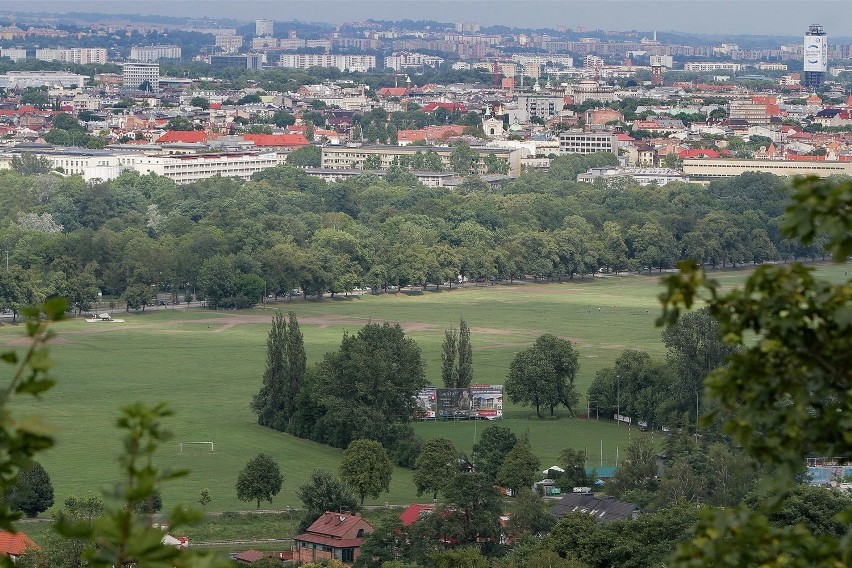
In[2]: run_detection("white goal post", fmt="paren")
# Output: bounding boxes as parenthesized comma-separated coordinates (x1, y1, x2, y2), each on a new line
(179, 441, 214, 454)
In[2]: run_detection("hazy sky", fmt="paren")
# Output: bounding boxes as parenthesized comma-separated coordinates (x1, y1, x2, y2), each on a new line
(0, 1, 850, 37)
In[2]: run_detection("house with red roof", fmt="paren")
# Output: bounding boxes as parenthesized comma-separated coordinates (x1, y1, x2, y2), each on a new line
(155, 130, 209, 144)
(292, 512, 373, 565)
(422, 102, 468, 114)
(377, 87, 408, 98)
(399, 504, 435, 526)
(0, 530, 39, 561)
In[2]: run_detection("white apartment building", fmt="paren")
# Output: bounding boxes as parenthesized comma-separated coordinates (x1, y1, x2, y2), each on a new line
(132, 152, 280, 183)
(278, 54, 376, 72)
(215, 35, 244, 51)
(320, 145, 522, 177)
(683, 62, 742, 72)
(577, 166, 690, 186)
(122, 62, 160, 92)
(584, 55, 604, 68)
(256, 19, 274, 37)
(130, 45, 182, 62)
(512, 54, 574, 68)
(252, 37, 279, 50)
(517, 95, 566, 121)
(558, 131, 619, 155)
(35, 47, 107, 64)
(757, 62, 788, 71)
(728, 100, 772, 124)
(384, 52, 444, 71)
(0, 71, 88, 89)
(0, 47, 26, 61)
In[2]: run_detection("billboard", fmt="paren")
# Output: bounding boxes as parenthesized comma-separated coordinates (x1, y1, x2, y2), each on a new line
(416, 387, 437, 419)
(470, 384, 503, 419)
(417, 385, 503, 420)
(436, 388, 473, 419)
(804, 35, 828, 72)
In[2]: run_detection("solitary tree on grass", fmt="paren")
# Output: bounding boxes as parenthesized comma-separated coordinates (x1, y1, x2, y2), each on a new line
(340, 439, 392, 505)
(6, 461, 54, 518)
(296, 469, 359, 532)
(413, 437, 459, 500)
(236, 453, 283, 509)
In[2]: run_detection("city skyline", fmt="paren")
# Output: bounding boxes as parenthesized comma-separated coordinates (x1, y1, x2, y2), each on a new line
(0, 0, 850, 38)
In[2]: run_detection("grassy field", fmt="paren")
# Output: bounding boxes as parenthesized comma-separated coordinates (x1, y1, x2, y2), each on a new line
(3, 263, 848, 515)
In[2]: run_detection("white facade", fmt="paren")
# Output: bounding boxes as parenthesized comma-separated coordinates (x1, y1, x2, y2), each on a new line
(804, 32, 828, 72)
(36, 48, 107, 64)
(0, 47, 26, 61)
(577, 166, 690, 186)
(130, 45, 182, 62)
(0, 71, 87, 89)
(133, 152, 280, 183)
(256, 19, 274, 37)
(278, 54, 376, 72)
(122, 62, 160, 92)
(384, 52, 444, 71)
(683, 62, 742, 72)
(215, 35, 244, 50)
(558, 131, 618, 155)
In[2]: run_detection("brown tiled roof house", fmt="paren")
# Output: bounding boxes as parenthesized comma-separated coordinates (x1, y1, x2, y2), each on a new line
(292, 512, 374, 565)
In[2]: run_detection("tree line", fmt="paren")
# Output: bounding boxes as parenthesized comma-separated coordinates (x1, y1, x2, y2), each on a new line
(0, 154, 831, 316)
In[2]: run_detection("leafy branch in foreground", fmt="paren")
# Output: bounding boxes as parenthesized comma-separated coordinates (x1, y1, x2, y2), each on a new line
(657, 176, 851, 567)
(0, 297, 66, 532)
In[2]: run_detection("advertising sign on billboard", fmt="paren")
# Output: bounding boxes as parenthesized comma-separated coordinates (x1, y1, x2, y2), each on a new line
(804, 35, 828, 72)
(416, 387, 437, 419)
(470, 384, 503, 419)
(436, 388, 473, 419)
(417, 385, 504, 420)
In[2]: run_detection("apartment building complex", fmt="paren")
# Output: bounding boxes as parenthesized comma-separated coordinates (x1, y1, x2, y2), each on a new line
(0, 47, 26, 61)
(278, 54, 376, 72)
(384, 52, 444, 71)
(35, 48, 107, 64)
(130, 45, 182, 61)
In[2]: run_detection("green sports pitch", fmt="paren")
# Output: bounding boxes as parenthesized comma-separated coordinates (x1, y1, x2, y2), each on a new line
(3, 263, 847, 512)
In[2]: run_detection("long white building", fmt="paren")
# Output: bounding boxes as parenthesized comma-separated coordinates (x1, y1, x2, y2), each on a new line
(2, 148, 282, 184)
(384, 52, 444, 71)
(35, 48, 107, 64)
(130, 45, 182, 62)
(278, 53, 376, 72)
(0, 71, 88, 89)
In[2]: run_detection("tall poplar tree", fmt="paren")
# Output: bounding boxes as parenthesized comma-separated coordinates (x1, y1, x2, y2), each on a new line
(457, 318, 473, 387)
(285, 311, 306, 427)
(441, 328, 459, 388)
(252, 311, 289, 431)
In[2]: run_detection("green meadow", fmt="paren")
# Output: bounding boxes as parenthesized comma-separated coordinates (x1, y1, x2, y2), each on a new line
(3, 263, 847, 513)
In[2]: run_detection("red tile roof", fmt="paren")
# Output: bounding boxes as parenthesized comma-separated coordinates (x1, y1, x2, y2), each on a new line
(378, 87, 408, 97)
(234, 549, 266, 563)
(0, 531, 39, 556)
(422, 102, 468, 114)
(156, 130, 208, 143)
(242, 133, 309, 147)
(399, 504, 434, 526)
(305, 513, 367, 539)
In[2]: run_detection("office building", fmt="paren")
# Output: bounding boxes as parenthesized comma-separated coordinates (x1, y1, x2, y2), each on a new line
(558, 131, 618, 155)
(211, 54, 264, 70)
(215, 35, 244, 51)
(517, 95, 566, 121)
(256, 19, 274, 37)
(803, 24, 828, 89)
(122, 62, 160, 92)
(130, 45, 182, 62)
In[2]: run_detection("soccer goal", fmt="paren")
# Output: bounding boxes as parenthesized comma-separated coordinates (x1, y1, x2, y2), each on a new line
(179, 441, 214, 454)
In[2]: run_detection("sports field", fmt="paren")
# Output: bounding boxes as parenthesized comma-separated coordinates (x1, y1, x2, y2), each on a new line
(3, 264, 847, 512)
